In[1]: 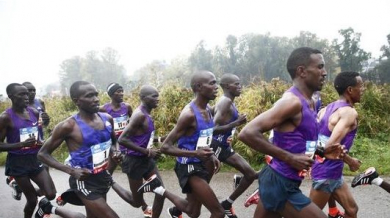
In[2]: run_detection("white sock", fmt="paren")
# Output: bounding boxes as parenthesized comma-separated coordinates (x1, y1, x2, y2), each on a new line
(226, 197, 234, 204)
(153, 186, 166, 196)
(372, 177, 383, 186)
(51, 207, 57, 214)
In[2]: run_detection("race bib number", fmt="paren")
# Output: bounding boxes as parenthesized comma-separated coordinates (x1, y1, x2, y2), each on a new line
(91, 140, 111, 174)
(147, 131, 155, 149)
(113, 116, 129, 136)
(196, 128, 213, 150)
(19, 126, 39, 149)
(305, 140, 317, 158)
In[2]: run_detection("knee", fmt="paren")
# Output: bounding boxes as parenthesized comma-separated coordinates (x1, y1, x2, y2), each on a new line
(243, 168, 257, 181)
(45, 191, 56, 201)
(345, 204, 359, 216)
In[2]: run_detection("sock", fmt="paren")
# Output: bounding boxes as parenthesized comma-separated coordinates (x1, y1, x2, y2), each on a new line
(328, 207, 340, 216)
(51, 207, 56, 215)
(153, 186, 165, 196)
(372, 177, 384, 186)
(172, 207, 182, 215)
(226, 197, 234, 204)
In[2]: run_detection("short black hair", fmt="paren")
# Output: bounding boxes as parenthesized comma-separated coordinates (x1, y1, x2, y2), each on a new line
(286, 47, 322, 79)
(334, 71, 360, 95)
(70, 81, 91, 99)
(6, 83, 23, 96)
(22, 81, 33, 86)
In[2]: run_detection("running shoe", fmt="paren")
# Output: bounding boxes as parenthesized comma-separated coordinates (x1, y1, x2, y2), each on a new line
(233, 174, 242, 190)
(244, 189, 259, 207)
(221, 200, 237, 218)
(137, 174, 161, 193)
(265, 155, 273, 165)
(6, 177, 22, 200)
(351, 167, 379, 188)
(328, 211, 345, 218)
(167, 207, 183, 218)
(35, 197, 52, 218)
(143, 205, 152, 218)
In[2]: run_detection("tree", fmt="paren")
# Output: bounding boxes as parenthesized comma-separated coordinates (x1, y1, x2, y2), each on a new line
(333, 28, 371, 72)
(188, 41, 213, 72)
(375, 34, 390, 83)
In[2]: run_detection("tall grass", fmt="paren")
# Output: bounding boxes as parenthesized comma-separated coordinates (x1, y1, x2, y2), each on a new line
(1, 81, 389, 173)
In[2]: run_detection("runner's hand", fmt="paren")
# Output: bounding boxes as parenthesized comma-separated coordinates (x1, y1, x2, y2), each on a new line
(149, 148, 161, 159)
(287, 153, 314, 171)
(21, 137, 37, 148)
(211, 155, 221, 174)
(348, 157, 362, 172)
(111, 150, 123, 163)
(235, 114, 247, 126)
(70, 168, 91, 181)
(196, 147, 214, 161)
(324, 143, 346, 159)
(41, 112, 50, 126)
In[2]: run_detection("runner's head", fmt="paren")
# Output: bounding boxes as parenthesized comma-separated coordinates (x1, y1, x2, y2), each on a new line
(139, 85, 159, 109)
(334, 71, 364, 103)
(6, 83, 29, 108)
(287, 47, 327, 91)
(220, 73, 242, 97)
(190, 70, 218, 100)
(107, 83, 124, 103)
(70, 81, 100, 113)
(22, 82, 36, 103)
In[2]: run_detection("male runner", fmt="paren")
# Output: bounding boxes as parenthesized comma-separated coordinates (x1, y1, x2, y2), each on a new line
(309, 71, 364, 218)
(210, 73, 257, 217)
(0, 83, 56, 218)
(37, 81, 122, 218)
(117, 85, 164, 218)
(238, 47, 343, 218)
(99, 82, 132, 174)
(137, 71, 225, 218)
(352, 167, 390, 193)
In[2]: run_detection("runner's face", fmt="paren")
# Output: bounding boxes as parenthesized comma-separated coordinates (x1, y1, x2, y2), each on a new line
(200, 74, 218, 100)
(76, 84, 100, 113)
(144, 90, 159, 109)
(303, 54, 327, 92)
(111, 88, 124, 103)
(24, 84, 36, 102)
(227, 76, 242, 97)
(350, 76, 364, 103)
(12, 85, 29, 108)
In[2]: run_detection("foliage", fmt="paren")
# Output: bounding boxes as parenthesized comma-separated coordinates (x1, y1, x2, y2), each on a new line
(332, 28, 371, 72)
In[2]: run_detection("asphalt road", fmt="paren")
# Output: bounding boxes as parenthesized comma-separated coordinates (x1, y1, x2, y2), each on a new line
(1, 167, 390, 218)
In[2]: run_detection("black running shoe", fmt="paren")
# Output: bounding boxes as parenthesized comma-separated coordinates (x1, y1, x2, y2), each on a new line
(233, 174, 242, 190)
(137, 174, 161, 193)
(167, 207, 183, 218)
(6, 177, 22, 201)
(35, 197, 52, 218)
(221, 200, 237, 218)
(351, 167, 379, 188)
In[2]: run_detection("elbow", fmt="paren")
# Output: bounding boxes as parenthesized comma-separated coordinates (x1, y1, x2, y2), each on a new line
(238, 130, 248, 143)
(37, 150, 45, 162)
(160, 144, 168, 154)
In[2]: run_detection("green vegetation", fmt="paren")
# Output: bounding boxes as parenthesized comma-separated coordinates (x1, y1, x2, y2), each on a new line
(1, 80, 389, 174)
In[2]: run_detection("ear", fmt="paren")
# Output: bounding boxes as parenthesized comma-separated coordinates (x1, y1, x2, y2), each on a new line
(296, 66, 306, 78)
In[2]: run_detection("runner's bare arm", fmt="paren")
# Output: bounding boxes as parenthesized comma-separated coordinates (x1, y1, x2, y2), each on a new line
(213, 97, 246, 134)
(0, 112, 36, 150)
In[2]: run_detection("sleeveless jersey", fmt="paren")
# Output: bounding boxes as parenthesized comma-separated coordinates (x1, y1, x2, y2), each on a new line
(102, 102, 129, 152)
(68, 113, 112, 174)
(177, 102, 214, 164)
(5, 107, 41, 155)
(213, 100, 239, 148)
(311, 101, 357, 179)
(269, 86, 319, 181)
(125, 106, 155, 156)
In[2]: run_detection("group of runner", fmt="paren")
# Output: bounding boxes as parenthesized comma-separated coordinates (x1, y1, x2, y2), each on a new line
(0, 46, 387, 218)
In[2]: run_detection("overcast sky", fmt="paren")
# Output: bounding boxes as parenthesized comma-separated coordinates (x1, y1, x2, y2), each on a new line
(1, 0, 389, 96)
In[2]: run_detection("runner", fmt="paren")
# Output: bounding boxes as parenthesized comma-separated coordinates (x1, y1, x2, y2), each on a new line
(99, 82, 132, 175)
(352, 167, 390, 193)
(0, 83, 56, 218)
(137, 71, 225, 218)
(117, 85, 164, 218)
(238, 47, 344, 218)
(37, 81, 122, 218)
(309, 71, 364, 218)
(210, 73, 257, 217)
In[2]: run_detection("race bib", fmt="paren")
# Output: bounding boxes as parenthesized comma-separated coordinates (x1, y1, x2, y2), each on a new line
(227, 128, 236, 145)
(317, 134, 329, 148)
(196, 128, 213, 150)
(91, 140, 111, 174)
(305, 140, 317, 158)
(113, 116, 128, 136)
(19, 126, 39, 149)
(147, 130, 155, 149)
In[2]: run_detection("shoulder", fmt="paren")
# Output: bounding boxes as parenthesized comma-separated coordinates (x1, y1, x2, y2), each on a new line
(0, 111, 11, 124)
(55, 116, 77, 133)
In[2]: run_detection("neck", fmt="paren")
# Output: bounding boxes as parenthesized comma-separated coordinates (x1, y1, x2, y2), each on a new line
(193, 96, 210, 109)
(293, 82, 314, 100)
(78, 110, 98, 121)
(338, 96, 354, 107)
(140, 103, 152, 114)
(12, 105, 26, 114)
(110, 100, 121, 108)
(223, 92, 235, 101)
